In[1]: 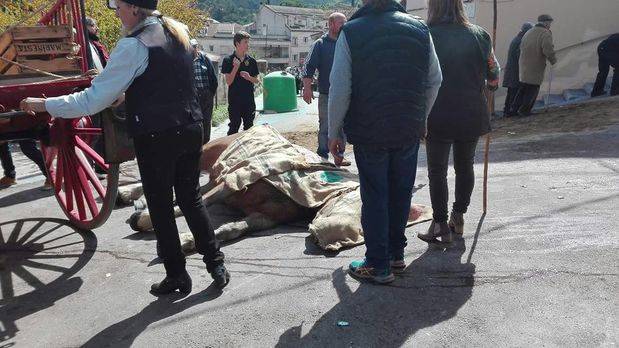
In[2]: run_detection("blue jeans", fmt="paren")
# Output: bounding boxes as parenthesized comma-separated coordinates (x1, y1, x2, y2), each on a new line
(317, 94, 329, 158)
(0, 140, 47, 178)
(354, 142, 420, 270)
(317, 94, 346, 158)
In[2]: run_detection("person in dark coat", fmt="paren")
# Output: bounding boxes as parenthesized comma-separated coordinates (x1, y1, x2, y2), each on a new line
(502, 22, 533, 116)
(417, 0, 500, 247)
(591, 33, 619, 97)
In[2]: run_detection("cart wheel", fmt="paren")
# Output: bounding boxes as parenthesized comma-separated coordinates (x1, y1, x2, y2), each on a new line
(41, 117, 119, 230)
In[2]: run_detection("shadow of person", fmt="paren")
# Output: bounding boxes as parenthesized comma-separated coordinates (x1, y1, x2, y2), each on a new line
(82, 284, 224, 348)
(0, 187, 53, 208)
(276, 235, 475, 347)
(0, 277, 83, 342)
(0, 218, 96, 343)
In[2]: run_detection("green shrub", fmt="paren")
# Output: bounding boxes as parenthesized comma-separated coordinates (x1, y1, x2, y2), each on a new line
(212, 103, 229, 126)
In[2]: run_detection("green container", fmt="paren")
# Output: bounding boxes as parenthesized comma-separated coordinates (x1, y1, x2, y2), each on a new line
(263, 71, 298, 113)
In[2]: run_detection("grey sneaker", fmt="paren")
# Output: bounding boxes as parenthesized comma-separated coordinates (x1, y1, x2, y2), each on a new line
(418, 220, 453, 247)
(448, 211, 464, 235)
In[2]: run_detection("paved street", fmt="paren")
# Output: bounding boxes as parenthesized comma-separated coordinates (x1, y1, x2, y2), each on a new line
(0, 101, 617, 346)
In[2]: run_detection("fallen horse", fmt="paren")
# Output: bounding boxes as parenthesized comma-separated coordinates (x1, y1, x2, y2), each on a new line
(119, 125, 432, 252)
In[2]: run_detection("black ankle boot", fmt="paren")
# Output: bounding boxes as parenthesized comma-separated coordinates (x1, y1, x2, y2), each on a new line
(210, 264, 230, 288)
(150, 271, 192, 295)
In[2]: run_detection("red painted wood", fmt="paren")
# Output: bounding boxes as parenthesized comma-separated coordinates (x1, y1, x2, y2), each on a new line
(74, 135, 107, 171)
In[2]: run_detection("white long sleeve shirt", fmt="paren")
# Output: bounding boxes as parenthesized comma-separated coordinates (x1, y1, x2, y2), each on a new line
(44, 17, 160, 118)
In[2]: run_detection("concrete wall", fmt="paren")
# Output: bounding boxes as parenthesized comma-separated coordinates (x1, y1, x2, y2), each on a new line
(289, 30, 322, 67)
(256, 7, 288, 37)
(197, 36, 232, 61)
(408, 0, 619, 105)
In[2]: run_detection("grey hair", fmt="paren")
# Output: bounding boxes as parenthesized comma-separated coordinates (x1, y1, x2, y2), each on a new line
(85, 17, 97, 27)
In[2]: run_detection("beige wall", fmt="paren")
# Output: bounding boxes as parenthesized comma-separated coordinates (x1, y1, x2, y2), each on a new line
(409, 0, 619, 104)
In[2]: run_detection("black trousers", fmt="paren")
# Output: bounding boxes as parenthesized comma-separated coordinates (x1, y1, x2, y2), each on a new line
(227, 100, 255, 135)
(0, 140, 47, 179)
(503, 86, 519, 115)
(426, 137, 479, 223)
(133, 122, 224, 277)
(592, 53, 618, 97)
(512, 83, 540, 115)
(198, 89, 214, 143)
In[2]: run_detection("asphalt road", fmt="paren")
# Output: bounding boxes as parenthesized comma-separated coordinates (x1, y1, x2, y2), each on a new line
(0, 112, 617, 346)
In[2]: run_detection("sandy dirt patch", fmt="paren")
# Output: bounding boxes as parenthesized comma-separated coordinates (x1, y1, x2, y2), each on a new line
(283, 97, 619, 148)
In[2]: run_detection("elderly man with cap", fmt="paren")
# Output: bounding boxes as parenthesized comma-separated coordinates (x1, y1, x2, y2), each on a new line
(190, 38, 218, 143)
(503, 22, 533, 116)
(20, 0, 230, 294)
(512, 14, 557, 116)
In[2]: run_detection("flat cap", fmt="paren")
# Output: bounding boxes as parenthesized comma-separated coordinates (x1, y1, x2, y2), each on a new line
(538, 14, 554, 22)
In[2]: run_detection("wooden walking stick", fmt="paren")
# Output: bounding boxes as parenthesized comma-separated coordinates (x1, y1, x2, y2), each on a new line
(483, 0, 498, 213)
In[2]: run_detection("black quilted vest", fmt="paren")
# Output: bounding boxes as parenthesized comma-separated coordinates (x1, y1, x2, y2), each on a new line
(342, 2, 430, 147)
(125, 22, 202, 137)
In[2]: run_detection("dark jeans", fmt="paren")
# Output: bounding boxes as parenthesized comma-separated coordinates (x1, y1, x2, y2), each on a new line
(198, 89, 214, 143)
(592, 54, 618, 97)
(133, 122, 224, 277)
(426, 137, 479, 223)
(512, 83, 540, 115)
(354, 142, 420, 270)
(0, 140, 47, 179)
(503, 86, 519, 115)
(90, 115, 106, 173)
(227, 100, 255, 135)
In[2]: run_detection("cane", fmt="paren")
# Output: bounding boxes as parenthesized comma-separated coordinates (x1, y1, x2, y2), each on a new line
(482, 0, 498, 214)
(483, 114, 490, 213)
(544, 66, 554, 112)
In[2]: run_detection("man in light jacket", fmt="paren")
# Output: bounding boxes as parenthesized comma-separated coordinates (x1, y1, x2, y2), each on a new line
(512, 14, 557, 116)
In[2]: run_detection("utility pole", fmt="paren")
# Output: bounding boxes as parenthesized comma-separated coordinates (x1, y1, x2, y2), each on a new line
(263, 23, 268, 60)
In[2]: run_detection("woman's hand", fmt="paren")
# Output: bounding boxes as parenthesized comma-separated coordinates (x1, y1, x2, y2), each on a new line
(19, 97, 47, 115)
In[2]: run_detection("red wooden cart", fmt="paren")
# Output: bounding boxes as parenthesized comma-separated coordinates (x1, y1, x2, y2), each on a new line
(0, 0, 123, 229)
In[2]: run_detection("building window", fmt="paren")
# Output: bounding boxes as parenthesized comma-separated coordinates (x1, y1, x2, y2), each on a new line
(304, 37, 308, 43)
(209, 45, 214, 51)
(293, 54, 298, 61)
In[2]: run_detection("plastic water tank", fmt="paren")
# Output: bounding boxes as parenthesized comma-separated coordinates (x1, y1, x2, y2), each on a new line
(263, 71, 298, 113)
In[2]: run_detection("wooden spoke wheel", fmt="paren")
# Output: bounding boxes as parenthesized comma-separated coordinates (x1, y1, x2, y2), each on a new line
(41, 117, 119, 230)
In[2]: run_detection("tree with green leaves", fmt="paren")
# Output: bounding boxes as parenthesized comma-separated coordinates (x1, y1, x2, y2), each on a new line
(1, 0, 207, 49)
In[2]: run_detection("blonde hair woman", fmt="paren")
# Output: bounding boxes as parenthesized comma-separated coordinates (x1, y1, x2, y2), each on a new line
(21, 0, 230, 294)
